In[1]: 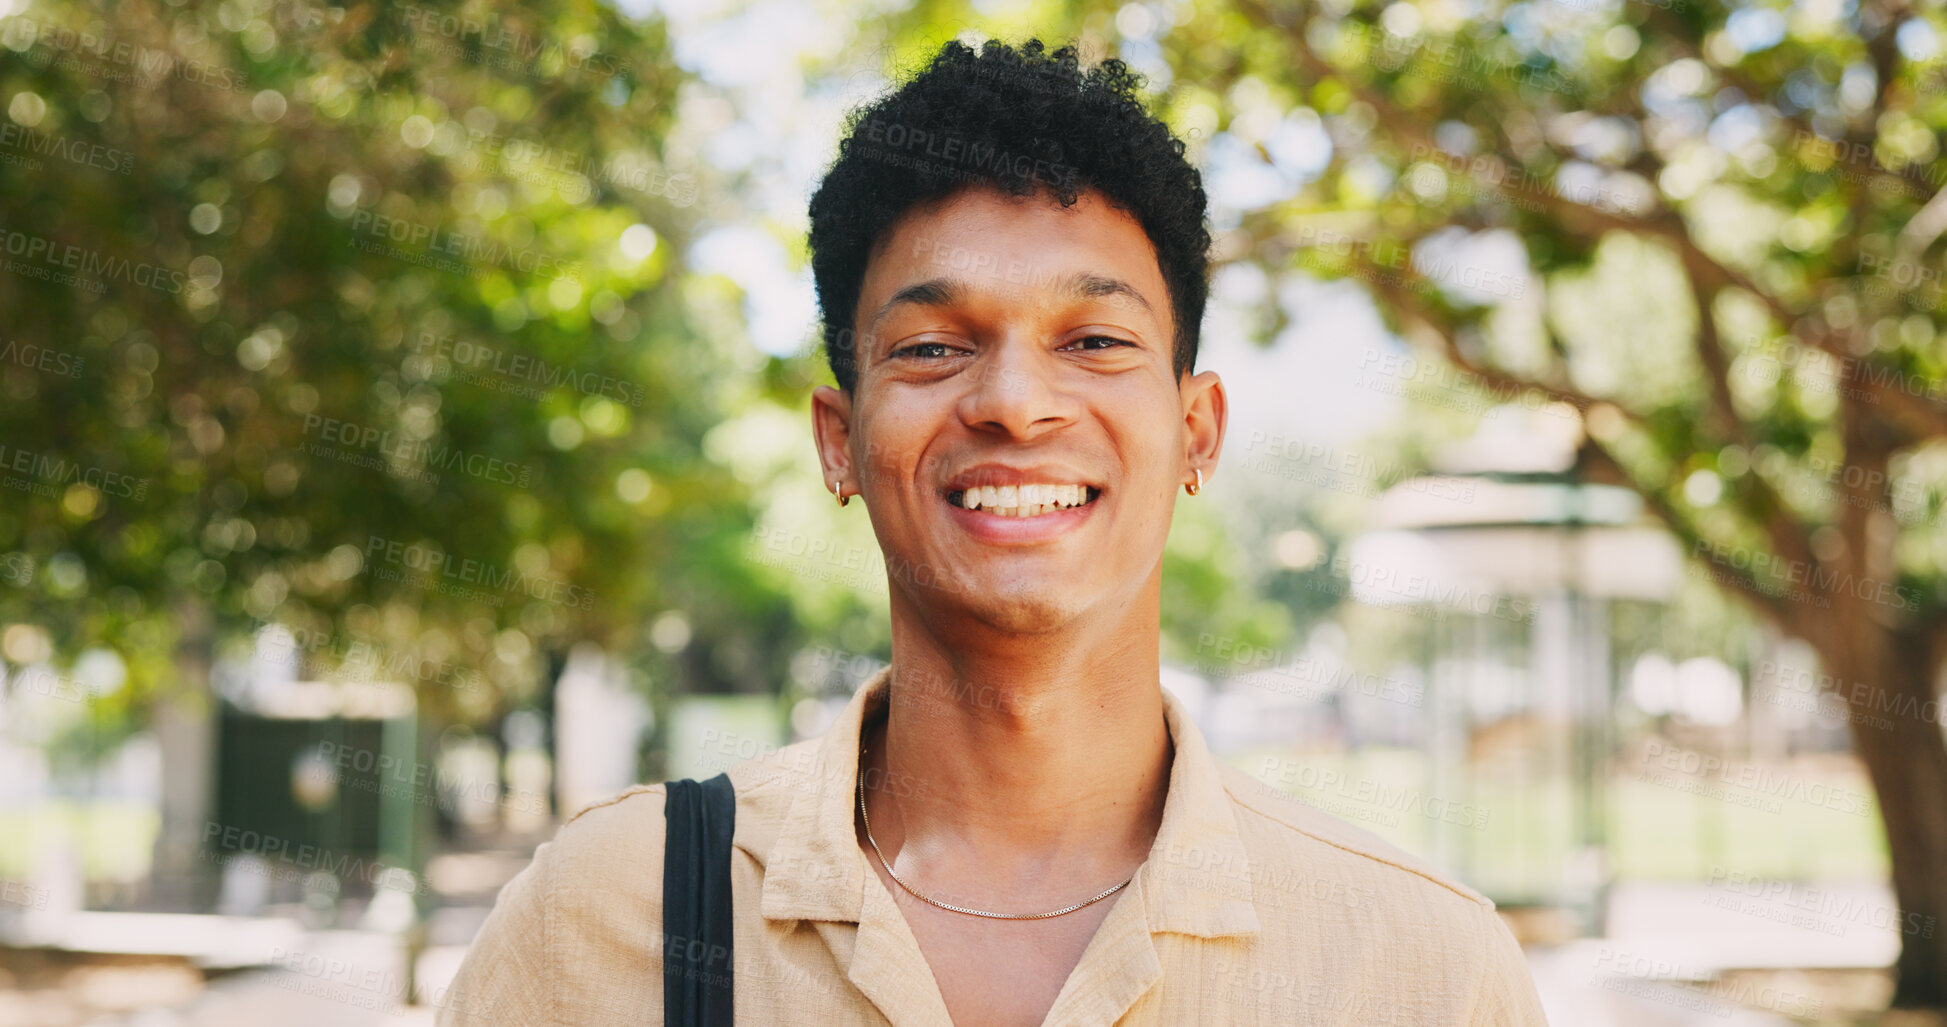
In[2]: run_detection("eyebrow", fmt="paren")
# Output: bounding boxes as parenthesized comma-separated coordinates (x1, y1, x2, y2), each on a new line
(869, 279, 962, 333)
(866, 271, 1155, 341)
(1069, 272, 1153, 314)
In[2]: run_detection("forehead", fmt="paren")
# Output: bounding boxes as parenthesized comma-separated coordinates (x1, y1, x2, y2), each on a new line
(857, 187, 1171, 328)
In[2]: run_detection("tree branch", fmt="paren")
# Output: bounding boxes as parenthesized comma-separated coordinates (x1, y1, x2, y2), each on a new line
(1796, 319, 1947, 442)
(1234, 0, 1805, 331)
(1679, 262, 1822, 577)
(1353, 255, 1622, 420)
(1580, 439, 1798, 626)
(1359, 253, 1812, 626)
(1234, 0, 1947, 446)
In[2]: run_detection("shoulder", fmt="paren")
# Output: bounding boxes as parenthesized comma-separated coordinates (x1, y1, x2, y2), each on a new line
(437, 786, 669, 1026)
(550, 733, 829, 869)
(505, 782, 671, 903)
(1213, 760, 1493, 912)
(561, 781, 670, 845)
(1208, 761, 1543, 1012)
(566, 781, 669, 826)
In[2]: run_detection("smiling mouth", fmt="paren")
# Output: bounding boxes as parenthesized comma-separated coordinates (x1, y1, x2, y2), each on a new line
(945, 484, 1100, 518)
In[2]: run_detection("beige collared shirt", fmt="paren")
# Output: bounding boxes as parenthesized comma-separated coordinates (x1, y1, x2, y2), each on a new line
(439, 666, 1547, 1025)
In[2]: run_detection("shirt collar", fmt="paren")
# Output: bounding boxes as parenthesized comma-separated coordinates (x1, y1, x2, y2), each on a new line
(758, 664, 1260, 939)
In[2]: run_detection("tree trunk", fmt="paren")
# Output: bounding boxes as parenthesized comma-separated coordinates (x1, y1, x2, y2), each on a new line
(1830, 625, 1947, 1008)
(151, 596, 216, 910)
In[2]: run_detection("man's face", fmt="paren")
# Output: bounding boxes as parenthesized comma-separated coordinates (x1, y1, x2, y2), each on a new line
(812, 186, 1226, 635)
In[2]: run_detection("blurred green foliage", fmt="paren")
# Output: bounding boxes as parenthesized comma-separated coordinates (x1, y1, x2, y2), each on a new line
(0, 0, 813, 743)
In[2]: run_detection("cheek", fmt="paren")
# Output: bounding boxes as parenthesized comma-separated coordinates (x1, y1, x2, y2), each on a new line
(1102, 398, 1184, 468)
(853, 407, 930, 494)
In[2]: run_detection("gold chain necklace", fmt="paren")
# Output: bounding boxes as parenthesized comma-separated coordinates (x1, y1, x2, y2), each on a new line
(856, 747, 1132, 920)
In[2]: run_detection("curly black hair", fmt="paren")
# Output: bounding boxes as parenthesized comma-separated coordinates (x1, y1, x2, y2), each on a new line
(808, 39, 1211, 393)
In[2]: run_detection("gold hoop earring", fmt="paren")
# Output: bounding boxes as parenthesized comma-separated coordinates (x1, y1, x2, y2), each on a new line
(831, 480, 849, 507)
(1186, 468, 1202, 496)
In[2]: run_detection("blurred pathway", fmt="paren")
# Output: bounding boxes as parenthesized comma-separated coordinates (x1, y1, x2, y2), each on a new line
(1528, 941, 1802, 1026)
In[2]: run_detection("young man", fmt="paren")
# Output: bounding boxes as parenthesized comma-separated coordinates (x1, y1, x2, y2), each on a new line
(440, 39, 1548, 1026)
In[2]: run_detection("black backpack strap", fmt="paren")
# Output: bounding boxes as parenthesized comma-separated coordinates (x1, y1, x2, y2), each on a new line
(663, 772, 736, 1026)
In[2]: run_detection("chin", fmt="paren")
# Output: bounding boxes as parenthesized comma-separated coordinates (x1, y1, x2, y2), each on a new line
(959, 572, 1096, 635)
(968, 593, 1079, 635)
(893, 563, 1085, 636)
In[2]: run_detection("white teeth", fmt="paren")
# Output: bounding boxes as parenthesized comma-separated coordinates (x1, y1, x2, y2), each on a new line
(956, 483, 1093, 516)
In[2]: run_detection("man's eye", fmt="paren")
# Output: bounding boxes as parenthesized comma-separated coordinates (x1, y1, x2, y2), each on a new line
(892, 342, 960, 359)
(1068, 335, 1131, 350)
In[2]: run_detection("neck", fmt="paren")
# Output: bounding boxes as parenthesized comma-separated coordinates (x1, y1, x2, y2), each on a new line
(858, 582, 1174, 903)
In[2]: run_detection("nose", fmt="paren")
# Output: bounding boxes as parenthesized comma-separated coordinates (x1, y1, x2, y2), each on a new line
(954, 335, 1077, 439)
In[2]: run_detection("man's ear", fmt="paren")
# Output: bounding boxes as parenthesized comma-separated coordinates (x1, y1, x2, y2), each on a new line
(811, 384, 856, 495)
(1180, 369, 1227, 486)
